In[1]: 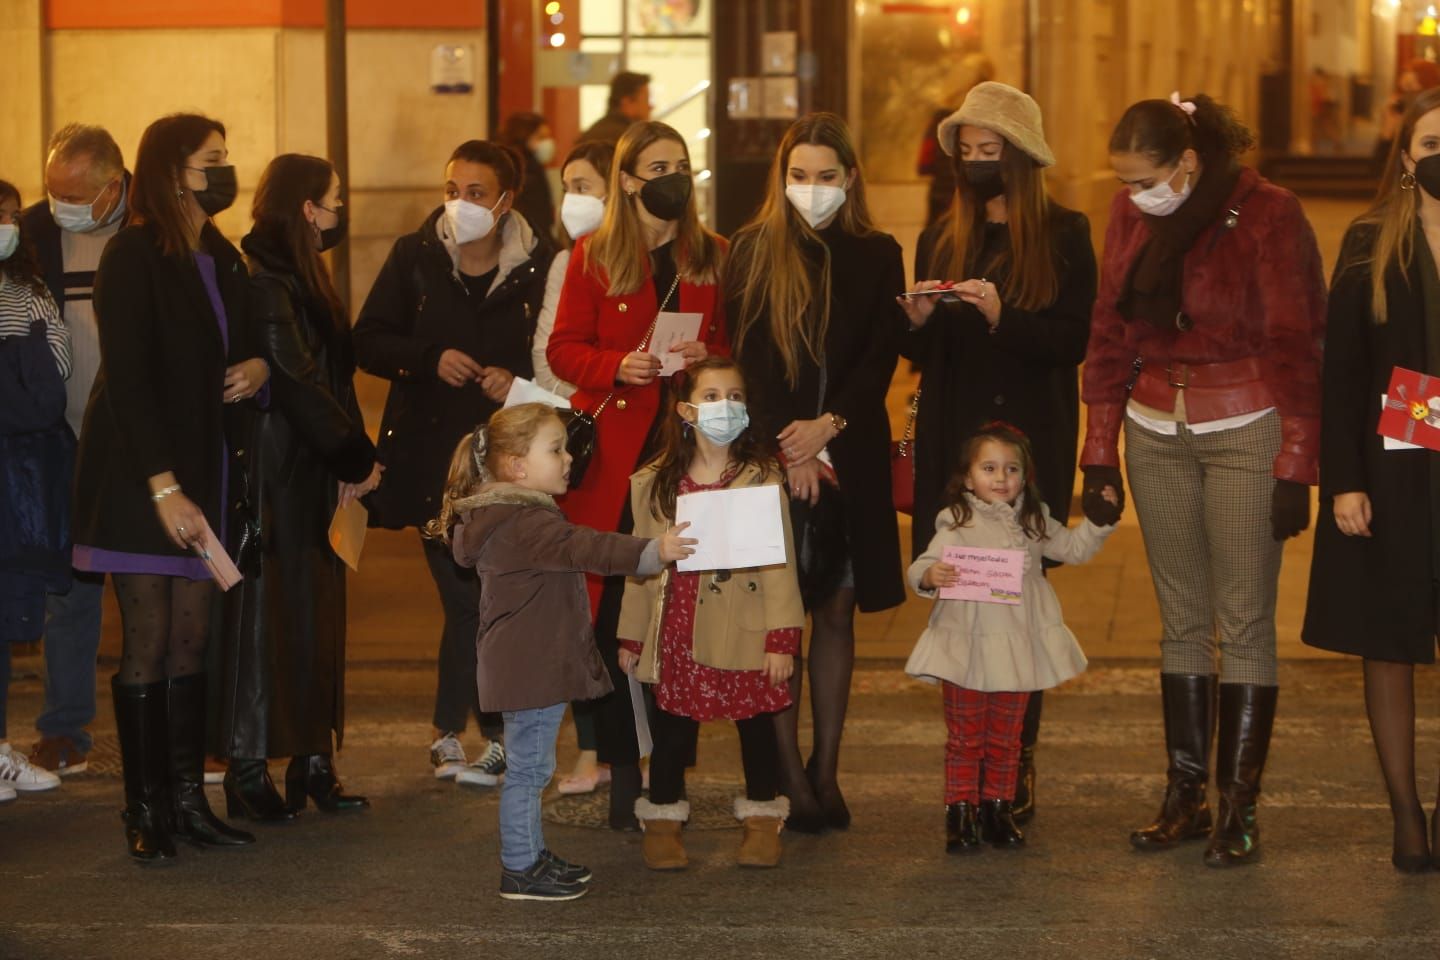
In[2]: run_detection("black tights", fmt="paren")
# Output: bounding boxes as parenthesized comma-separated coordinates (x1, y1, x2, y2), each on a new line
(775, 586, 856, 814)
(1364, 659, 1430, 860)
(649, 708, 778, 806)
(113, 574, 214, 685)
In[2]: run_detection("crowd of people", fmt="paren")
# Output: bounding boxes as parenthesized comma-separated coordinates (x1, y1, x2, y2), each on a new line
(0, 67, 1437, 903)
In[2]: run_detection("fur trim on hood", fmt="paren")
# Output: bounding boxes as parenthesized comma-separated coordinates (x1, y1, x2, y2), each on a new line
(434, 206, 539, 296)
(452, 481, 559, 516)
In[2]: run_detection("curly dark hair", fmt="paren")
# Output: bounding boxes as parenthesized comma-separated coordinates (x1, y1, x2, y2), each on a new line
(0, 180, 47, 296)
(943, 421, 1048, 541)
(642, 355, 777, 522)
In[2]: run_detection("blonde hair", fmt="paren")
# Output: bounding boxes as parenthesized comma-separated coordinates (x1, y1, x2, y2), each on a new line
(1351, 86, 1440, 323)
(583, 121, 724, 295)
(729, 113, 877, 387)
(424, 403, 563, 541)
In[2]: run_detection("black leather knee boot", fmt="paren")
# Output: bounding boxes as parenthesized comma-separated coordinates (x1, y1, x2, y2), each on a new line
(167, 674, 255, 847)
(1132, 674, 1217, 850)
(1204, 683, 1278, 868)
(112, 677, 176, 863)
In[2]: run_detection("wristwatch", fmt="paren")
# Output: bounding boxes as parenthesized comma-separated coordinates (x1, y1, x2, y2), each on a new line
(828, 413, 848, 434)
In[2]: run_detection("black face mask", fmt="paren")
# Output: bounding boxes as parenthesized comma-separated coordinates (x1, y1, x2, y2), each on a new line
(636, 171, 692, 221)
(962, 160, 1005, 202)
(1414, 153, 1440, 201)
(189, 164, 238, 216)
(316, 204, 347, 252)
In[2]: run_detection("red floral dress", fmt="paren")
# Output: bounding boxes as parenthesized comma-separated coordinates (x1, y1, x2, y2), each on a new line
(622, 472, 801, 722)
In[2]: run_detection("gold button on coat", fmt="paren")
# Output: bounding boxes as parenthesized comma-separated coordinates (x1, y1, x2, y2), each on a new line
(616, 399, 628, 410)
(618, 303, 628, 313)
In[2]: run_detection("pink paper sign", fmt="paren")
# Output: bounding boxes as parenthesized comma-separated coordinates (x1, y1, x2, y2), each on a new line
(938, 546, 1024, 605)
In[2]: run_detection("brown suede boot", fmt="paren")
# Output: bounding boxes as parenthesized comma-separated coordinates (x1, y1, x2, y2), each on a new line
(735, 797, 789, 868)
(636, 798, 689, 870)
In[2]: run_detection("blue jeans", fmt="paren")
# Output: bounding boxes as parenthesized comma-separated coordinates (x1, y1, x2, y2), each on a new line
(37, 573, 104, 751)
(498, 702, 566, 871)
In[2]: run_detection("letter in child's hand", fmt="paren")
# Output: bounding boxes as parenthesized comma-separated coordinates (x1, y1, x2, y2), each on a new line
(937, 546, 1024, 605)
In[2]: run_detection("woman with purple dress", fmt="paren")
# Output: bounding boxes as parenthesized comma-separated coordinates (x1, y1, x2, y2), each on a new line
(72, 113, 270, 863)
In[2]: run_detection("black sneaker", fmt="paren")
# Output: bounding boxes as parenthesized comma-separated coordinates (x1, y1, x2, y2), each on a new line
(541, 848, 592, 884)
(499, 858, 588, 901)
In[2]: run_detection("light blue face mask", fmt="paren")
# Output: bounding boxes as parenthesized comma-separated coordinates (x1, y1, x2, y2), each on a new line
(686, 399, 749, 445)
(0, 224, 18, 261)
(49, 179, 122, 234)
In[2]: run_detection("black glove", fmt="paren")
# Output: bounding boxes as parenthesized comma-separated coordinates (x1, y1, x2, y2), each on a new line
(1081, 465, 1125, 527)
(1271, 479, 1310, 541)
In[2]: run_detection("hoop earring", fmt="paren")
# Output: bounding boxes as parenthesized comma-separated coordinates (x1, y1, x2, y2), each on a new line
(1401, 171, 1417, 190)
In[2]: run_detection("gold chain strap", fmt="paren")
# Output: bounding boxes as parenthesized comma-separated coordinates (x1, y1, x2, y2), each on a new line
(896, 388, 921, 458)
(590, 273, 682, 419)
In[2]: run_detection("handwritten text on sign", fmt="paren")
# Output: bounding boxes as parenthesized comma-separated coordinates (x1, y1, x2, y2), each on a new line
(937, 546, 1025, 605)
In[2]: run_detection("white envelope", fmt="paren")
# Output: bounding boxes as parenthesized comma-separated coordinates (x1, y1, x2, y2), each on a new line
(674, 484, 788, 572)
(504, 376, 572, 409)
(651, 311, 702, 377)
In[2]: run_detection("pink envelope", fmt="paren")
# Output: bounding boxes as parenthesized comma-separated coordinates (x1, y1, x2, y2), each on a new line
(191, 517, 244, 591)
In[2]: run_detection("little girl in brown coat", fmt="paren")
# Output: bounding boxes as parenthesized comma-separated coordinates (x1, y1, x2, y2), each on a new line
(432, 402, 694, 902)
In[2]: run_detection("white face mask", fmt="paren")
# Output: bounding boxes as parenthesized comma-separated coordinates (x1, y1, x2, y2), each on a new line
(560, 192, 606, 239)
(531, 138, 557, 165)
(445, 194, 506, 244)
(785, 184, 847, 229)
(684, 399, 750, 446)
(50, 180, 119, 234)
(0, 224, 17, 261)
(1129, 168, 1191, 217)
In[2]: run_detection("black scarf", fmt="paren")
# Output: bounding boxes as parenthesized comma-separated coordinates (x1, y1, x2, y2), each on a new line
(1118, 162, 1241, 331)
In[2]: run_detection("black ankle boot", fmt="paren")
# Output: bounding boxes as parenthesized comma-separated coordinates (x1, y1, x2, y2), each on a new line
(1132, 674, 1217, 850)
(112, 677, 176, 864)
(980, 799, 1025, 848)
(945, 802, 983, 855)
(1012, 745, 1037, 825)
(167, 674, 255, 847)
(1204, 684, 1277, 868)
(286, 754, 368, 813)
(225, 758, 298, 821)
(608, 762, 642, 831)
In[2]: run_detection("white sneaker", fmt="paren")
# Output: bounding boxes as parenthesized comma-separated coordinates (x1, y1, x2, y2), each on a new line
(0, 743, 60, 792)
(0, 783, 15, 803)
(430, 733, 467, 780)
(456, 741, 506, 788)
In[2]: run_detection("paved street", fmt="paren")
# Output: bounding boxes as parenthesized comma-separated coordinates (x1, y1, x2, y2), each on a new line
(6, 651, 1440, 959)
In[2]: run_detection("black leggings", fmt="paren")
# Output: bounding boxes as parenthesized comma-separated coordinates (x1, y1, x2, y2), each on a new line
(648, 708, 779, 805)
(420, 534, 503, 740)
(112, 574, 215, 685)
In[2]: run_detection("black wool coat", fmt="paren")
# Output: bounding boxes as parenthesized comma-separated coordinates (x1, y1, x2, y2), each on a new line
(731, 224, 907, 614)
(903, 206, 1096, 559)
(73, 222, 262, 558)
(213, 231, 377, 758)
(353, 207, 552, 530)
(1303, 222, 1439, 662)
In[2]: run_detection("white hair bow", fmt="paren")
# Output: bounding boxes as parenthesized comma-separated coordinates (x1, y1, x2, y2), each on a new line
(1170, 91, 1198, 119)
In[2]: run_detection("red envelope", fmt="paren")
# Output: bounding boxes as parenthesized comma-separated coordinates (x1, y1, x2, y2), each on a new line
(1378, 366, 1440, 452)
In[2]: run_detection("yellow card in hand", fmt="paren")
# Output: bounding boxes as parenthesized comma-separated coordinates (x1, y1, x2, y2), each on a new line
(329, 499, 368, 572)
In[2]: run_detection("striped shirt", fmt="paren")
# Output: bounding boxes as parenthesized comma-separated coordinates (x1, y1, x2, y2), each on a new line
(0, 273, 71, 379)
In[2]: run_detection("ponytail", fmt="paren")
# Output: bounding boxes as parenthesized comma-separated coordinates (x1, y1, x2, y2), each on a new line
(1108, 93, 1254, 169)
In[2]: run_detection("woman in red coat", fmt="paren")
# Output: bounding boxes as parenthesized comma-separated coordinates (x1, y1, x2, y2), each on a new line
(1082, 94, 1324, 867)
(547, 120, 728, 828)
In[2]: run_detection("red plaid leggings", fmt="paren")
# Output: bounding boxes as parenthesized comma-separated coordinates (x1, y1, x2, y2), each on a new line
(942, 683, 1032, 804)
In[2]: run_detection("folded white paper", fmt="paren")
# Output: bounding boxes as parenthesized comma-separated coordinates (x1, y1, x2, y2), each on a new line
(504, 376, 572, 409)
(651, 311, 702, 377)
(674, 484, 787, 572)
